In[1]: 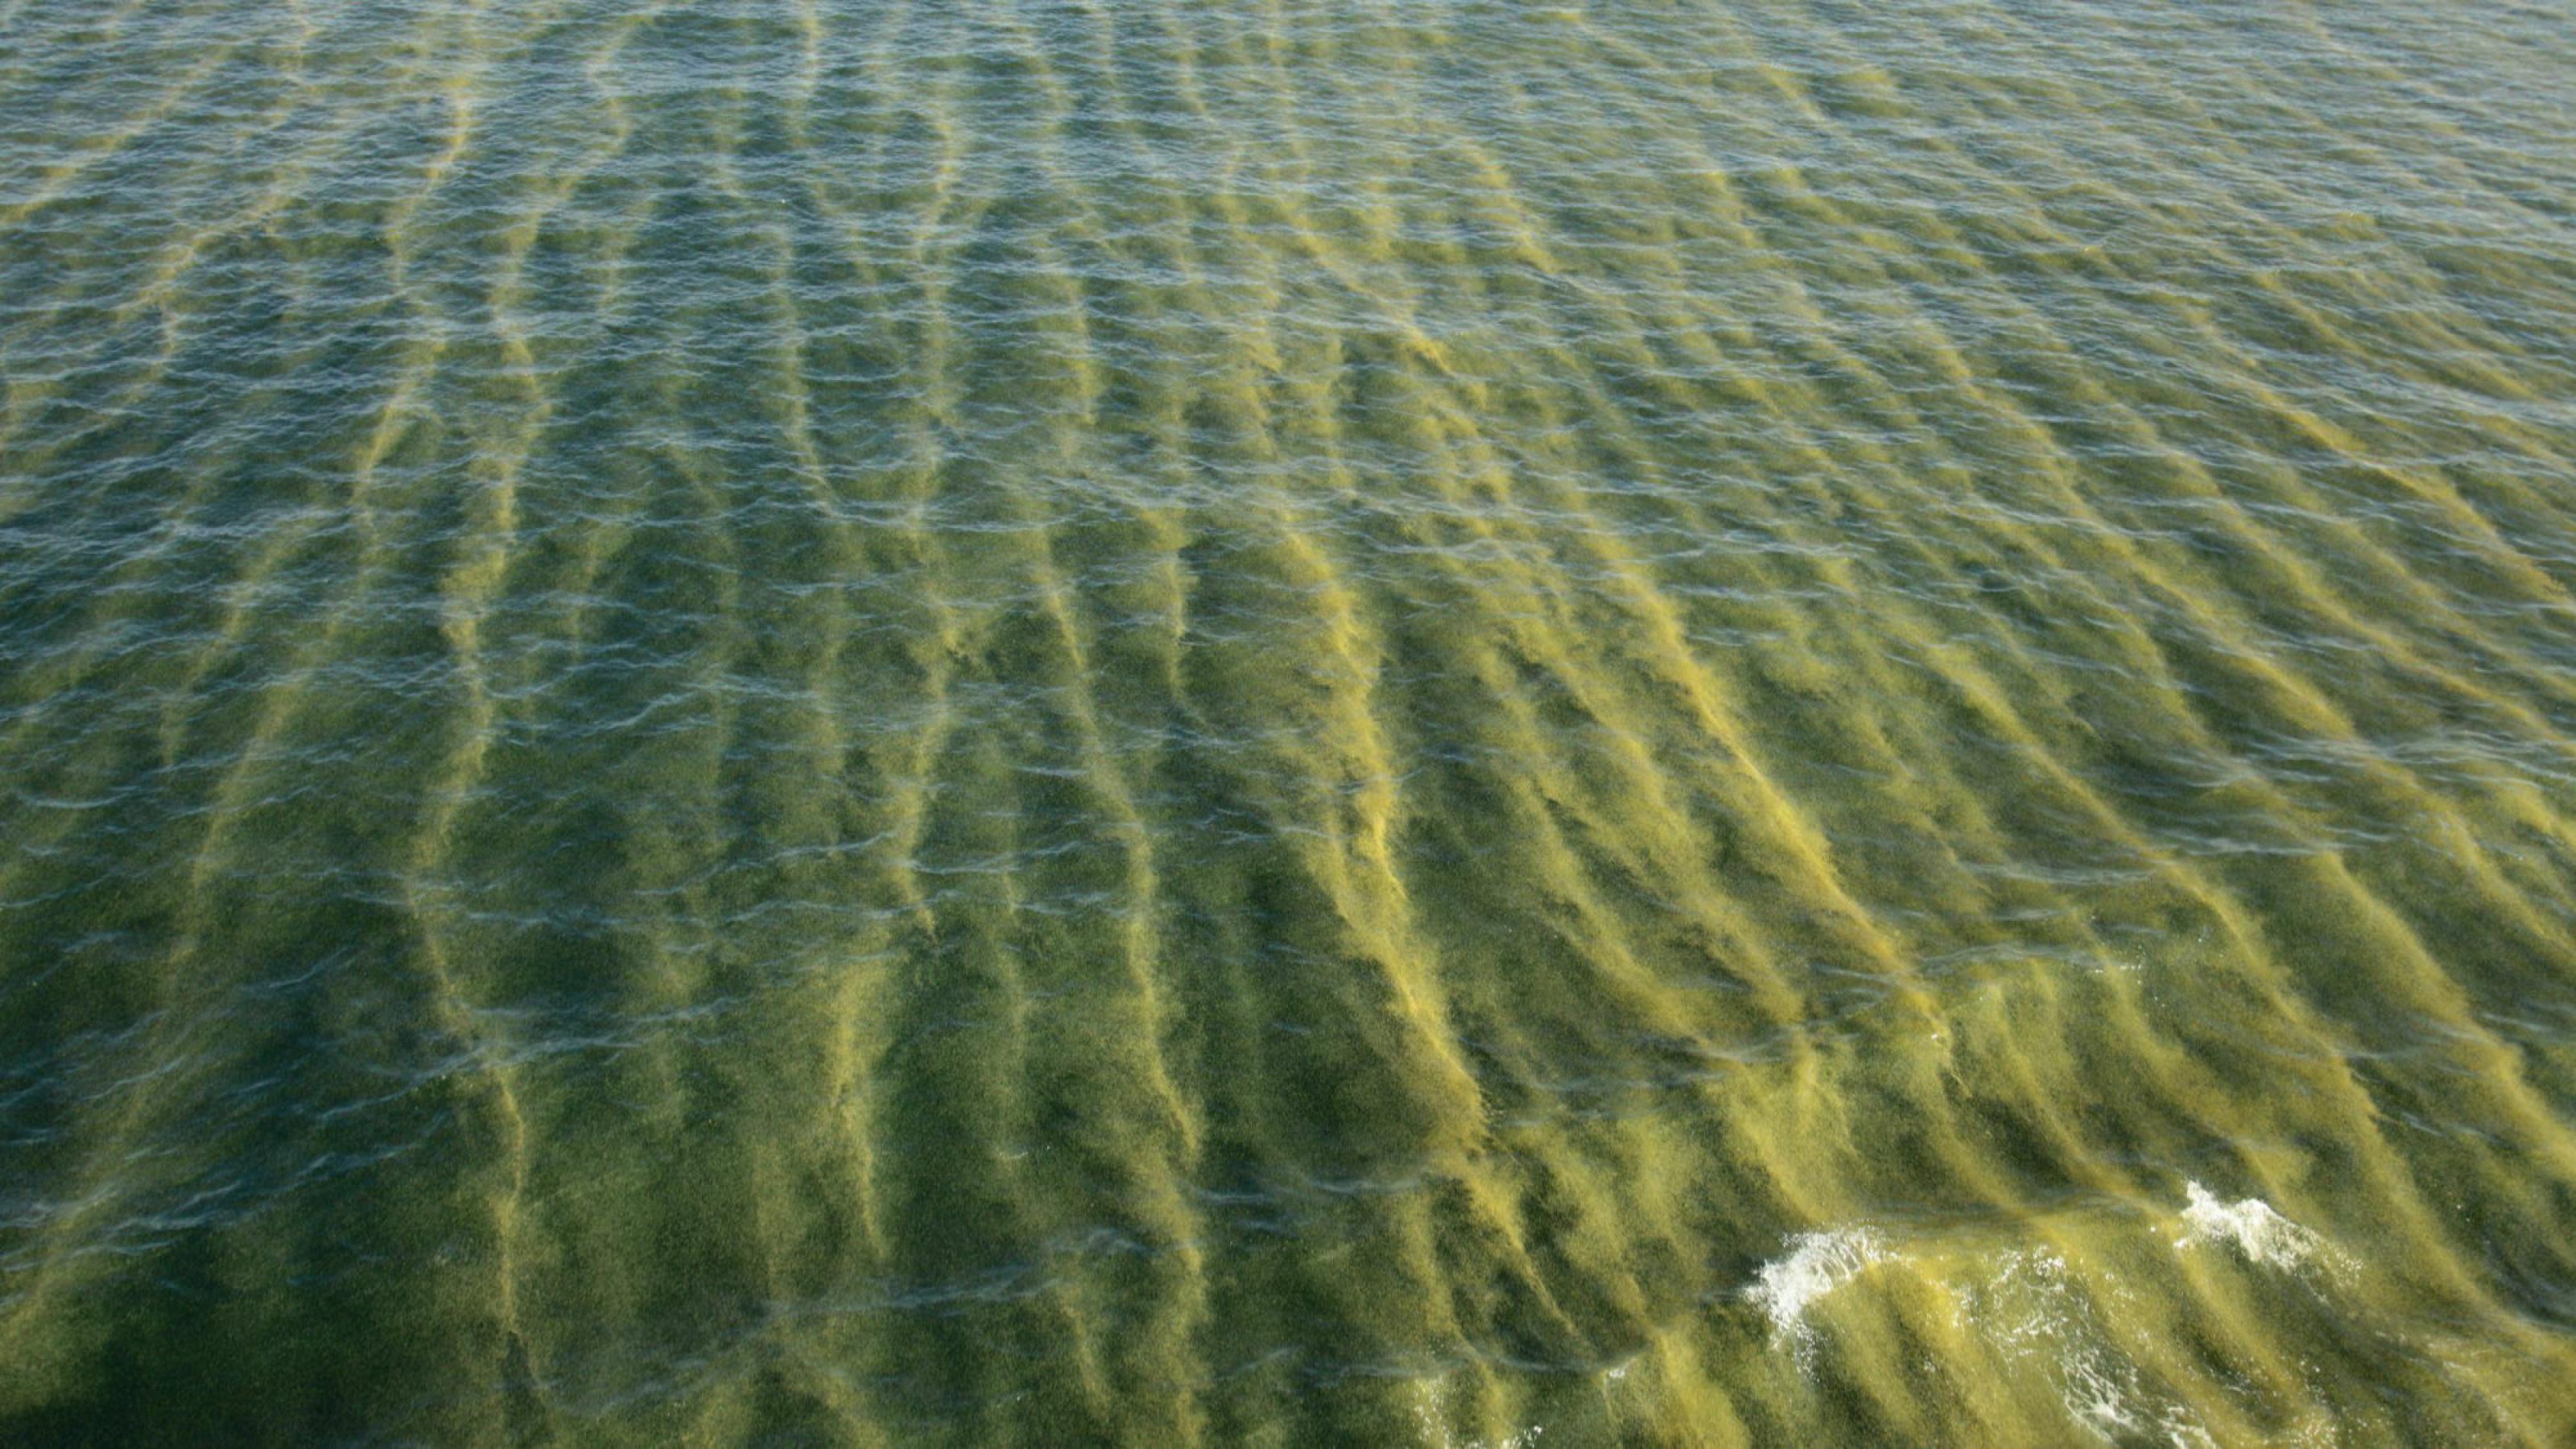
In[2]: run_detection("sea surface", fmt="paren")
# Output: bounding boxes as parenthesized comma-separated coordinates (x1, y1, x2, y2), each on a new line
(4, 1, 2575, 1443)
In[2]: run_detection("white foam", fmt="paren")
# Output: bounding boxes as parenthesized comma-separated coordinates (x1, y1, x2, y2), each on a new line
(1745, 1226, 1889, 1356)
(2179, 1182, 2330, 1273)
(1967, 1249, 2215, 1449)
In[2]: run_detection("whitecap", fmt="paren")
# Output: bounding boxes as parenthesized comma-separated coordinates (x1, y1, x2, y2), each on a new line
(2178, 1181, 2331, 1274)
(1744, 1226, 1889, 1357)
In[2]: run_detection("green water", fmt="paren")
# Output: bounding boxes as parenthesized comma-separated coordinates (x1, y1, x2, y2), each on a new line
(4, 0, 2575, 1443)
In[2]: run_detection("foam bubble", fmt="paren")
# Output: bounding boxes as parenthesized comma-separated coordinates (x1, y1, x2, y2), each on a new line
(1745, 1226, 1889, 1356)
(1970, 1249, 2215, 1449)
(2179, 1182, 2332, 1274)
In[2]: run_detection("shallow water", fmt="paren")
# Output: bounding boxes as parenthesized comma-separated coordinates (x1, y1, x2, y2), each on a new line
(4, 0, 2575, 1443)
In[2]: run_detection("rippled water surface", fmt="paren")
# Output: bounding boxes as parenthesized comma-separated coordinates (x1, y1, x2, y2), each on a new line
(6, 1, 2576, 1443)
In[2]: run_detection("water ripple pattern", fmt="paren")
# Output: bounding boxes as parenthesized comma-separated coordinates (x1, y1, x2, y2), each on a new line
(4, 1, 2575, 1443)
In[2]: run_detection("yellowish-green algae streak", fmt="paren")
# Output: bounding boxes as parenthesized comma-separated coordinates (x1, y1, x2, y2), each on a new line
(3, 0, 2575, 1443)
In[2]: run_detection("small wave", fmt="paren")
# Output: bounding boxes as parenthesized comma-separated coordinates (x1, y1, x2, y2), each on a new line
(2178, 1182, 2336, 1274)
(1408, 1377, 1545, 1449)
(1744, 1226, 1889, 1356)
(1971, 1249, 2214, 1449)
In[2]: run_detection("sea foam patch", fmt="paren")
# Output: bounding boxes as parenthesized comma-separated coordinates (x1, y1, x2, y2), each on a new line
(1745, 1226, 1889, 1358)
(2178, 1182, 2339, 1274)
(1970, 1249, 2215, 1449)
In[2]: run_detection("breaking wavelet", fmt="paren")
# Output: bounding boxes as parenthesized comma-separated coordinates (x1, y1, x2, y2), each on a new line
(4, 0, 2576, 1443)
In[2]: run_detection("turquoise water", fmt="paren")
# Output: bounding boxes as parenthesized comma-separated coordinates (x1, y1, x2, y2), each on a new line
(4, 1, 2576, 1443)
